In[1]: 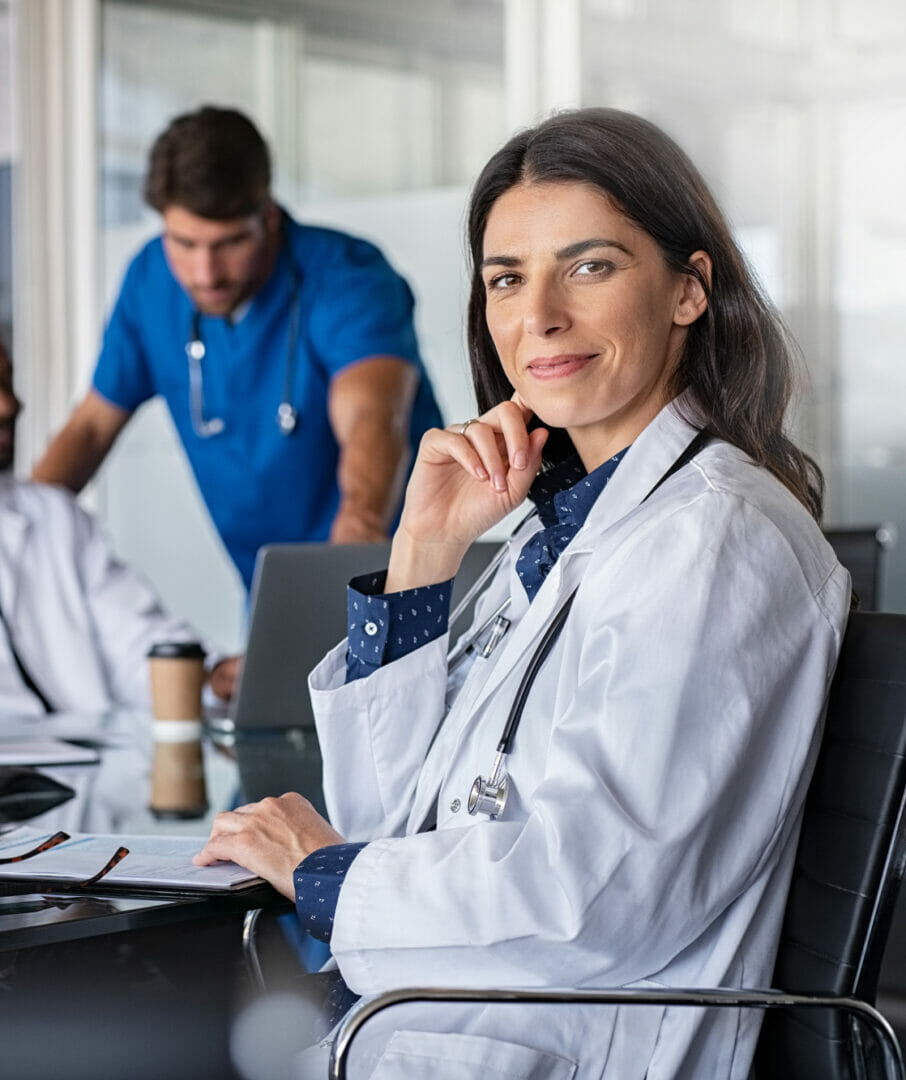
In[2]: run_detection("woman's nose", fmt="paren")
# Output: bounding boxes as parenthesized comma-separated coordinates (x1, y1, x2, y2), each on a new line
(522, 281, 570, 338)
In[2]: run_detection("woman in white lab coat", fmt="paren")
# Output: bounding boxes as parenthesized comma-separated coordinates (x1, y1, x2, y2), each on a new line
(198, 109, 850, 1079)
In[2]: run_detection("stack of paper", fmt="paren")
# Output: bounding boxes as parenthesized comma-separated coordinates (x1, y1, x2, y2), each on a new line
(0, 738, 100, 766)
(0, 826, 262, 892)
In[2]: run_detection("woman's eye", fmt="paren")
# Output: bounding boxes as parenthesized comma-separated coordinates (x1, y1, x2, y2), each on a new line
(574, 260, 612, 276)
(487, 272, 520, 291)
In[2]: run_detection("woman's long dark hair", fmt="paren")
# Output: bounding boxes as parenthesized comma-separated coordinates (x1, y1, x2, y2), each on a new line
(466, 108, 824, 521)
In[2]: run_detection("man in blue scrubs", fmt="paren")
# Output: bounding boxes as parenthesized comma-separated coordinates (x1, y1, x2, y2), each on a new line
(33, 106, 442, 592)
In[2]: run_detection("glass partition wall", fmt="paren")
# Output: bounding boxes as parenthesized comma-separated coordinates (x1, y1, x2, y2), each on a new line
(96, 0, 507, 648)
(23, 0, 901, 649)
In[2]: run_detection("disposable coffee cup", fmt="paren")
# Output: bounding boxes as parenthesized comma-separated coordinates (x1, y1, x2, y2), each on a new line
(148, 640, 206, 721)
(147, 641, 208, 820)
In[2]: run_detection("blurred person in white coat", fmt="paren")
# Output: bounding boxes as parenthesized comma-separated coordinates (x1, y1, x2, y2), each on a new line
(198, 109, 849, 1079)
(0, 339, 238, 715)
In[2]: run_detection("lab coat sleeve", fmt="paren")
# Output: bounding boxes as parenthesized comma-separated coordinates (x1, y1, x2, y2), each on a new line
(327, 493, 849, 995)
(67, 496, 205, 708)
(309, 632, 451, 839)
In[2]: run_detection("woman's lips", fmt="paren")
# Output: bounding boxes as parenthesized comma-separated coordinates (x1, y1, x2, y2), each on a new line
(527, 354, 596, 379)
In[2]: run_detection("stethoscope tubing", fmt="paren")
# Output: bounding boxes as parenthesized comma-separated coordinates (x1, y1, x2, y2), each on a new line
(186, 243, 302, 438)
(496, 586, 578, 756)
(463, 430, 710, 818)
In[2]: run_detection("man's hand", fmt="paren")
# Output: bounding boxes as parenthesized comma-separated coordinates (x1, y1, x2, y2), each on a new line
(207, 655, 242, 701)
(193, 792, 345, 901)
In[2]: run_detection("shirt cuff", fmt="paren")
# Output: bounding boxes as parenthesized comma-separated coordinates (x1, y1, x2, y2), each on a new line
(293, 842, 368, 943)
(345, 571, 453, 683)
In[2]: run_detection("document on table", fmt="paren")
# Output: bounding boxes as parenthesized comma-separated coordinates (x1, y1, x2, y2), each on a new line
(0, 826, 262, 891)
(0, 737, 100, 766)
(0, 710, 145, 749)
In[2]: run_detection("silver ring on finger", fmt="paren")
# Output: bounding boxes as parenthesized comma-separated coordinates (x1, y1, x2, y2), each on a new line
(459, 418, 479, 436)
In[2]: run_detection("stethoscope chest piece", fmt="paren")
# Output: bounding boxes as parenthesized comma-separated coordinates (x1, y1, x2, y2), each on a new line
(277, 401, 298, 434)
(468, 768, 508, 819)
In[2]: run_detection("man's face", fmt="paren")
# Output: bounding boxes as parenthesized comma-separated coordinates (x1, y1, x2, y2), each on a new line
(161, 204, 281, 317)
(0, 344, 21, 472)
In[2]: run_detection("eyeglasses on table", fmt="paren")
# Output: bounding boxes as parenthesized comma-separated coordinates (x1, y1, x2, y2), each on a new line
(0, 830, 129, 888)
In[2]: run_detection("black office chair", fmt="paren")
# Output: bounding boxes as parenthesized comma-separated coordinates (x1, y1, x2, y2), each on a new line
(331, 612, 906, 1080)
(824, 525, 897, 611)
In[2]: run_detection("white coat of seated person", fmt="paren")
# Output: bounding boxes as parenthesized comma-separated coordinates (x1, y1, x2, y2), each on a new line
(0, 337, 239, 719)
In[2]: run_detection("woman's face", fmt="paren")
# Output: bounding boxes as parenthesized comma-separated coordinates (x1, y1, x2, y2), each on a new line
(481, 180, 709, 470)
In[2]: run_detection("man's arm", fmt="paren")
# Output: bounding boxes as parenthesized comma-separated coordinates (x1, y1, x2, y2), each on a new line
(32, 390, 132, 492)
(327, 356, 419, 542)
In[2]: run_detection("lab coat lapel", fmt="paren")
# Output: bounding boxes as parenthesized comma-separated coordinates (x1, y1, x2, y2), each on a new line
(462, 398, 703, 721)
(564, 396, 702, 555)
(0, 479, 29, 615)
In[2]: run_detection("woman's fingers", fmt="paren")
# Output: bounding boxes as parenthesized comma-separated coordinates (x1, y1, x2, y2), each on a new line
(441, 400, 543, 492)
(458, 419, 510, 492)
(493, 399, 535, 475)
(422, 426, 494, 482)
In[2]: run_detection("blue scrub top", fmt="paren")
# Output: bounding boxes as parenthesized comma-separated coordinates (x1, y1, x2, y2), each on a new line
(93, 213, 443, 591)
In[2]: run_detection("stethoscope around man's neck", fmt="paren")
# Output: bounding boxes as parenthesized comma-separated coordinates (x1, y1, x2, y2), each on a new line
(186, 250, 302, 438)
(459, 430, 710, 821)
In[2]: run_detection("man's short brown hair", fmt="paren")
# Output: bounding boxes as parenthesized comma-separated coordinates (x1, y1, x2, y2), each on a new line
(143, 105, 271, 220)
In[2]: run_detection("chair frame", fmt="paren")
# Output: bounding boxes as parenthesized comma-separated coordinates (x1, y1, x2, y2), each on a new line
(330, 986, 905, 1080)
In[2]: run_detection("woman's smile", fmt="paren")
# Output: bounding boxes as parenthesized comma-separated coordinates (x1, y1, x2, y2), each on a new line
(527, 353, 597, 379)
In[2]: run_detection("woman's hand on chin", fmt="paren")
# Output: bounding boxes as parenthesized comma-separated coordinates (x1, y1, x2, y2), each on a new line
(387, 397, 548, 592)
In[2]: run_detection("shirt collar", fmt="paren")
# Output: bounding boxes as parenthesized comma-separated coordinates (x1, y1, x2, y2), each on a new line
(529, 447, 630, 529)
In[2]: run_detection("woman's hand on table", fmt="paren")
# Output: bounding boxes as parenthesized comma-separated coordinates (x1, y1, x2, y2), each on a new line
(193, 792, 345, 901)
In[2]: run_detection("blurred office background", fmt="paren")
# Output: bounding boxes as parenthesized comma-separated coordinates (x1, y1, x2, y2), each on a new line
(0, 0, 903, 651)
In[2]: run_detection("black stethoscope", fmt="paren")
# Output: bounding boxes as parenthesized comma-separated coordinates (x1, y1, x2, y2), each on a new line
(185, 255, 302, 438)
(461, 431, 710, 820)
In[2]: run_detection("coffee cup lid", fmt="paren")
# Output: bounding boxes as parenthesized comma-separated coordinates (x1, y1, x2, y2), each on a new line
(147, 641, 206, 660)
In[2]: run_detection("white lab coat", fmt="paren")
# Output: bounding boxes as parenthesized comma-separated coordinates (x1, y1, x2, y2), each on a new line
(306, 398, 850, 1080)
(0, 475, 199, 715)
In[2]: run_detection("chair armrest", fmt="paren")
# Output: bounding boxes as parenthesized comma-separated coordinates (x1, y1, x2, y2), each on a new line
(330, 985, 905, 1080)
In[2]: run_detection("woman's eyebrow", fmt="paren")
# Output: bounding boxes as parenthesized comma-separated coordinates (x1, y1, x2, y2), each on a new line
(480, 254, 520, 271)
(556, 237, 633, 259)
(481, 237, 633, 271)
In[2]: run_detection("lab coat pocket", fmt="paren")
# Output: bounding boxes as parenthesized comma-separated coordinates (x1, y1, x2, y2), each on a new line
(370, 1029, 578, 1080)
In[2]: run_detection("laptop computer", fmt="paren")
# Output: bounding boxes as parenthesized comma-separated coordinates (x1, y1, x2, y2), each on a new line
(228, 540, 498, 807)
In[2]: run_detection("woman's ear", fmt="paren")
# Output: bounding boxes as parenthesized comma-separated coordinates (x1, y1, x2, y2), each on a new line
(673, 250, 712, 327)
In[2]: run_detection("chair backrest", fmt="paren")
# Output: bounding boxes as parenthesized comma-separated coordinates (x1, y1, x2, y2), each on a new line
(755, 612, 906, 1077)
(234, 540, 499, 805)
(824, 527, 895, 612)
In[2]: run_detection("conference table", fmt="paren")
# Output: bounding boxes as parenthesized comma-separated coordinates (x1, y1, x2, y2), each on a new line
(0, 710, 292, 1080)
